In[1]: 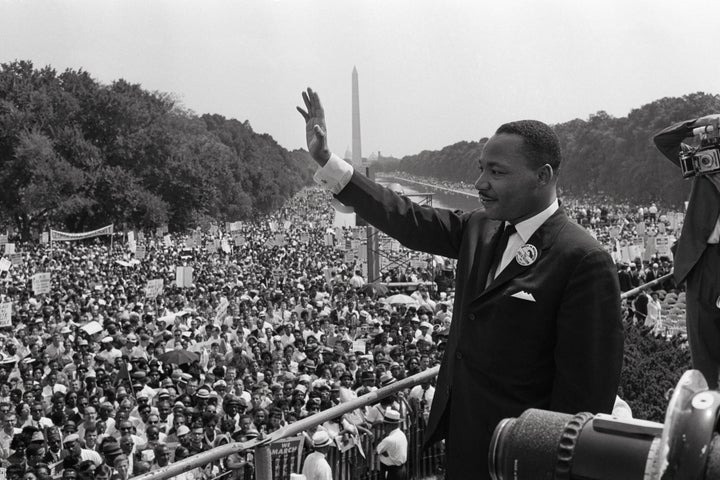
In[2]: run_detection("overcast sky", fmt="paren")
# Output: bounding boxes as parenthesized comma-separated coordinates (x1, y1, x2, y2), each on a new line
(2, 0, 720, 158)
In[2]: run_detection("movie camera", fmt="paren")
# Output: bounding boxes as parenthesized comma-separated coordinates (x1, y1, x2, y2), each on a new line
(679, 117, 720, 178)
(489, 370, 720, 480)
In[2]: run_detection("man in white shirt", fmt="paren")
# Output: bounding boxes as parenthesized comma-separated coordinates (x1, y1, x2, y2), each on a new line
(297, 88, 623, 480)
(301, 430, 333, 480)
(376, 409, 407, 480)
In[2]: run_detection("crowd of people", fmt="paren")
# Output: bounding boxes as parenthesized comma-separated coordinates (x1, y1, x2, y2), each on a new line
(0, 184, 686, 480)
(0, 188, 448, 480)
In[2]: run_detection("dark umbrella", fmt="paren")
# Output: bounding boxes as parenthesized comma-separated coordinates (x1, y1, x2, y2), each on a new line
(157, 349, 199, 366)
(360, 282, 389, 299)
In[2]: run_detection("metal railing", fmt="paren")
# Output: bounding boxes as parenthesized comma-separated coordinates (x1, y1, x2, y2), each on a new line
(135, 272, 675, 480)
(134, 366, 440, 480)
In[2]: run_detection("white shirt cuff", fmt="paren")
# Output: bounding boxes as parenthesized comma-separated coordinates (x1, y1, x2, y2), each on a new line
(313, 153, 354, 195)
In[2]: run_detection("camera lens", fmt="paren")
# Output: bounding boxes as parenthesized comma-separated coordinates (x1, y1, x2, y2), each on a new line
(489, 409, 658, 480)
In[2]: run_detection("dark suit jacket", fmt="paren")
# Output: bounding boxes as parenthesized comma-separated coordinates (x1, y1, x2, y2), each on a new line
(336, 171, 624, 480)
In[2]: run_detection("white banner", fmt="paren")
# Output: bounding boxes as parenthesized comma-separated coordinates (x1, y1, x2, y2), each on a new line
(50, 224, 113, 242)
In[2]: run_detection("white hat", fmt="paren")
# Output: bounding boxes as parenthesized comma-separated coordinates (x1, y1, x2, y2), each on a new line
(383, 408, 401, 424)
(311, 430, 332, 448)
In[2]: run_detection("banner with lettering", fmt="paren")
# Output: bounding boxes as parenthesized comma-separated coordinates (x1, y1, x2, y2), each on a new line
(50, 224, 113, 242)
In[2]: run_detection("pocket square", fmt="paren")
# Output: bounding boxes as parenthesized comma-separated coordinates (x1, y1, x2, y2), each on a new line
(510, 290, 536, 302)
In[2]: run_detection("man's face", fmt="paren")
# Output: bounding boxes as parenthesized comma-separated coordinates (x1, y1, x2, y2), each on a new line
(475, 133, 543, 223)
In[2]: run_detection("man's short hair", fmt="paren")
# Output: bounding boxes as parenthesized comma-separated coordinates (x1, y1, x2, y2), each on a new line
(495, 120, 562, 171)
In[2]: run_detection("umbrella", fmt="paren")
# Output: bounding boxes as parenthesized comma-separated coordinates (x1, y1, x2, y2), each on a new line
(360, 282, 389, 299)
(384, 294, 418, 306)
(157, 349, 199, 366)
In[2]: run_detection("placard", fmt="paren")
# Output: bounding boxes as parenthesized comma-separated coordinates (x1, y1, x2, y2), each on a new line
(352, 340, 366, 354)
(0, 259, 10, 272)
(31, 273, 51, 295)
(135, 246, 146, 261)
(7, 254, 21, 266)
(4, 244, 14, 255)
(145, 279, 164, 299)
(0, 303, 11, 327)
(176, 267, 194, 288)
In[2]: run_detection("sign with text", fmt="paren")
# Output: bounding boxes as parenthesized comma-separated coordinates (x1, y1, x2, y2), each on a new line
(31, 273, 51, 295)
(263, 437, 304, 480)
(7, 254, 21, 267)
(0, 303, 11, 327)
(145, 279, 164, 299)
(135, 246, 146, 261)
(3, 244, 14, 255)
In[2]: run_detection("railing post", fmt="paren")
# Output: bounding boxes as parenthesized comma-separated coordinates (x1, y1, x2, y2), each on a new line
(255, 444, 273, 480)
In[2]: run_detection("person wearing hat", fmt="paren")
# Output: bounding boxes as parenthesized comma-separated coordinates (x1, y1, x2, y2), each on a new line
(376, 408, 407, 480)
(300, 430, 333, 480)
(63, 432, 103, 467)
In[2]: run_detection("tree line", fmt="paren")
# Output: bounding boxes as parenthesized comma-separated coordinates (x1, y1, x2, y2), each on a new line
(0, 60, 315, 239)
(376, 92, 720, 207)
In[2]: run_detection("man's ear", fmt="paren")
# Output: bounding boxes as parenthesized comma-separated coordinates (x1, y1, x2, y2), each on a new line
(537, 164, 554, 185)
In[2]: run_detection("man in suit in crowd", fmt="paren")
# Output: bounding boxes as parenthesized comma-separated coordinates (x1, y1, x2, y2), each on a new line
(654, 114, 720, 388)
(297, 88, 624, 479)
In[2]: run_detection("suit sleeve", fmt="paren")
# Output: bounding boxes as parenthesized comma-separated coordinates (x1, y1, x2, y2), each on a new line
(653, 118, 699, 167)
(335, 170, 470, 259)
(550, 248, 624, 415)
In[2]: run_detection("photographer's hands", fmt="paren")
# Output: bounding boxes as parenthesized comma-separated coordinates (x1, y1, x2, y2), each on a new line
(297, 88, 331, 167)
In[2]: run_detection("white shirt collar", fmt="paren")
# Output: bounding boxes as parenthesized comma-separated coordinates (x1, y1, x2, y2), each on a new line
(508, 199, 559, 243)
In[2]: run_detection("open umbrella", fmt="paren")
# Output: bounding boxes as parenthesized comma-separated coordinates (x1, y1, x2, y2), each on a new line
(157, 349, 199, 366)
(384, 294, 418, 306)
(360, 282, 389, 299)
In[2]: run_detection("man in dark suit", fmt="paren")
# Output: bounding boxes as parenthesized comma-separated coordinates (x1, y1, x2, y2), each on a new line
(654, 115, 720, 388)
(297, 88, 624, 479)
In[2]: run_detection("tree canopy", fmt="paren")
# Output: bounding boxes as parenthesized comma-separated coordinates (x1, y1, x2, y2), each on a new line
(0, 60, 315, 238)
(376, 92, 720, 207)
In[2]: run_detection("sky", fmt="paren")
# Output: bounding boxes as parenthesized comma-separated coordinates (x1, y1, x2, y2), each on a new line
(2, 0, 720, 158)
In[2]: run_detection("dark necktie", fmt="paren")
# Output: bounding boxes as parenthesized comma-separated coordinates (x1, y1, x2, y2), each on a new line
(487, 223, 516, 285)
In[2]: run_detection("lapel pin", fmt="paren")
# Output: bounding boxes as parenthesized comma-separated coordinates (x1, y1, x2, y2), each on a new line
(515, 244, 538, 266)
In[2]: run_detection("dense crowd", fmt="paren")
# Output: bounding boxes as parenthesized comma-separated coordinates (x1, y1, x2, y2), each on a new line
(0, 188, 450, 480)
(0, 183, 687, 480)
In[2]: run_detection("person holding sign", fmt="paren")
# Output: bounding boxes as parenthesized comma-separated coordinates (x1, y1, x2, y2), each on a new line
(298, 88, 623, 479)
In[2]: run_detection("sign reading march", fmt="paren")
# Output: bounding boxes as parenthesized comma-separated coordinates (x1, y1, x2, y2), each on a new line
(32, 273, 51, 295)
(145, 279, 164, 299)
(0, 303, 11, 327)
(258, 437, 304, 480)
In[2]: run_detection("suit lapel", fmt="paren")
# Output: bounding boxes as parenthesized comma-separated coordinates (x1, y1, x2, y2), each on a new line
(467, 221, 504, 293)
(470, 209, 568, 305)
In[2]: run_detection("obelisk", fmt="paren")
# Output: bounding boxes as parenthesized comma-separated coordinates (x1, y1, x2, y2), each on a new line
(352, 66, 362, 166)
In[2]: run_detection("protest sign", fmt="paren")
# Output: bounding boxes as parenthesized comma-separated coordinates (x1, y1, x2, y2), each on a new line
(0, 235, 6, 245)
(299, 233, 310, 244)
(176, 267, 194, 288)
(135, 246, 146, 261)
(264, 437, 304, 480)
(0, 259, 10, 272)
(352, 340, 366, 354)
(221, 239, 231, 253)
(0, 303, 11, 327)
(7, 254, 21, 266)
(3, 244, 14, 255)
(164, 235, 172, 247)
(145, 279, 164, 299)
(32, 273, 51, 295)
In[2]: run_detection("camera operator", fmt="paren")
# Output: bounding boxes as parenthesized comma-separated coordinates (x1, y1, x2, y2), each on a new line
(654, 114, 720, 388)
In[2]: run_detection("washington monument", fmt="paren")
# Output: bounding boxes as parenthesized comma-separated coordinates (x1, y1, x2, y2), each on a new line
(352, 66, 362, 166)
